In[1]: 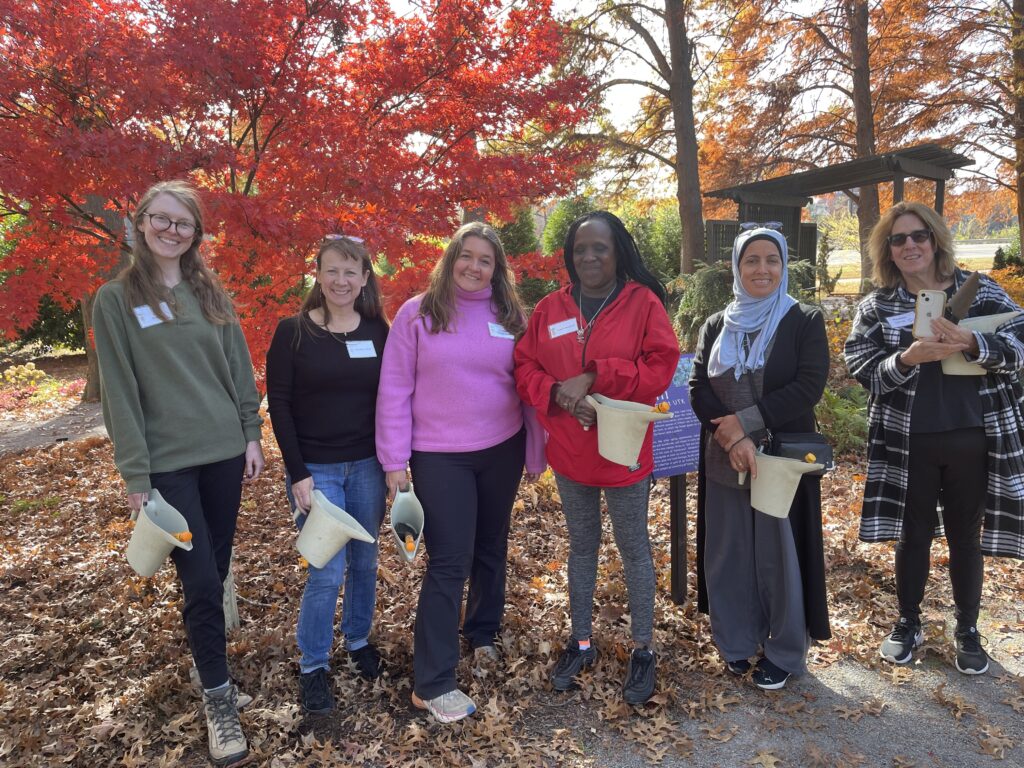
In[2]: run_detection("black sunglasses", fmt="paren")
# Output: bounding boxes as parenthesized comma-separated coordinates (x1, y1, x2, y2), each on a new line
(887, 229, 932, 247)
(739, 221, 784, 232)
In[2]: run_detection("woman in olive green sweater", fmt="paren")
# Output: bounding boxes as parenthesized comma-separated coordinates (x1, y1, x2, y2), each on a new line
(92, 180, 263, 767)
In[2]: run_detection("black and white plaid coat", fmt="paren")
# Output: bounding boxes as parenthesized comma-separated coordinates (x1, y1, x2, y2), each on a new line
(844, 269, 1024, 559)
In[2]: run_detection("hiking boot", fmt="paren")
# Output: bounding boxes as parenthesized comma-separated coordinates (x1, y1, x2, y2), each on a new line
(411, 689, 476, 723)
(727, 659, 752, 675)
(879, 617, 924, 664)
(299, 667, 335, 714)
(550, 639, 599, 691)
(349, 643, 382, 680)
(202, 684, 248, 765)
(622, 648, 657, 705)
(753, 657, 790, 691)
(954, 626, 989, 675)
(190, 666, 253, 709)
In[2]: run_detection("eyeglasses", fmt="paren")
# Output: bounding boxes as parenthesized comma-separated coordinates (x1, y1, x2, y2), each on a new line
(739, 221, 784, 232)
(887, 229, 932, 247)
(142, 212, 197, 238)
(325, 233, 365, 243)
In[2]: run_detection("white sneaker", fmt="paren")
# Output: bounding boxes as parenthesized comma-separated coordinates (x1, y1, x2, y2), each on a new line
(412, 689, 476, 723)
(203, 684, 248, 765)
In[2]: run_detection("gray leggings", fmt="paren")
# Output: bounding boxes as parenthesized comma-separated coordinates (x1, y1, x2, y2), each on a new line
(554, 472, 655, 646)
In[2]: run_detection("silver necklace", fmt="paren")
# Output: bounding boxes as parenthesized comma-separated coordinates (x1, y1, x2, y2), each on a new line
(576, 287, 615, 344)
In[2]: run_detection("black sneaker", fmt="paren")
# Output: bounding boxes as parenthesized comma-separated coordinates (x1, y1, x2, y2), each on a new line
(299, 667, 335, 714)
(753, 657, 790, 690)
(954, 626, 989, 675)
(550, 639, 598, 691)
(727, 659, 752, 675)
(879, 617, 924, 664)
(623, 648, 657, 705)
(350, 643, 382, 680)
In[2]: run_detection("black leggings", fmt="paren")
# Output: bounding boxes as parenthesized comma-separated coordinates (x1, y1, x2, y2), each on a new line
(896, 428, 986, 628)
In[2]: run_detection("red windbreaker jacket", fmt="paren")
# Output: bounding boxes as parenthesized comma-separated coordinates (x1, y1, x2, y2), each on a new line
(514, 282, 680, 486)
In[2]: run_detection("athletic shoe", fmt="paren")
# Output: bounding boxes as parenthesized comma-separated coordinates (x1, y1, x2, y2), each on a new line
(753, 657, 790, 690)
(190, 667, 253, 710)
(622, 648, 657, 704)
(550, 639, 599, 691)
(202, 683, 248, 765)
(349, 643, 382, 680)
(411, 689, 476, 723)
(727, 659, 752, 675)
(879, 617, 924, 664)
(299, 668, 335, 714)
(954, 626, 989, 675)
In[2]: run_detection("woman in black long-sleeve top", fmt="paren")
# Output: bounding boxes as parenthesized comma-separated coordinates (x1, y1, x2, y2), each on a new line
(689, 226, 830, 690)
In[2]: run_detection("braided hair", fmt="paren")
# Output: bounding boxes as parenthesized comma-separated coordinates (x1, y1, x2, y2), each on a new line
(562, 211, 667, 305)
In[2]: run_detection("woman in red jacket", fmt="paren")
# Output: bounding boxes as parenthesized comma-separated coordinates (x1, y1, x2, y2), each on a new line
(514, 211, 679, 704)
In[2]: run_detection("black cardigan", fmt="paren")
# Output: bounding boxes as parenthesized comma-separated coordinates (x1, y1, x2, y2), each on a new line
(689, 302, 832, 641)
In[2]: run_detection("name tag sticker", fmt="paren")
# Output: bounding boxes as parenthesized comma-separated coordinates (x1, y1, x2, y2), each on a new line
(886, 310, 915, 329)
(548, 318, 579, 339)
(346, 340, 377, 358)
(488, 322, 515, 340)
(133, 302, 173, 329)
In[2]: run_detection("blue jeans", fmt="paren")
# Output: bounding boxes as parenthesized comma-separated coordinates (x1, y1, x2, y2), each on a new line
(287, 456, 386, 673)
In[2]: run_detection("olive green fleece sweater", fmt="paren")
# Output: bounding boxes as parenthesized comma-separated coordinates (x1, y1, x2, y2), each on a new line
(92, 280, 263, 493)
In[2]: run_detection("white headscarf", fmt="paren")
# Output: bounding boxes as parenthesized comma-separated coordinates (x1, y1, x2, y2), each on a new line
(707, 228, 797, 380)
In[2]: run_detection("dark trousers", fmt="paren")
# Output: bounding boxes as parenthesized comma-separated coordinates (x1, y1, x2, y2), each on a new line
(896, 428, 986, 627)
(410, 429, 525, 699)
(151, 453, 245, 689)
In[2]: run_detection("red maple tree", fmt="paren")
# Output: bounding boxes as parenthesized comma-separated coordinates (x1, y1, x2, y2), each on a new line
(0, 0, 593, 393)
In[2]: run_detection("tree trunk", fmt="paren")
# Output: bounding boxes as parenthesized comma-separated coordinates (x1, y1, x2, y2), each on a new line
(847, 0, 879, 292)
(665, 0, 703, 275)
(80, 293, 101, 402)
(1013, 0, 1024, 228)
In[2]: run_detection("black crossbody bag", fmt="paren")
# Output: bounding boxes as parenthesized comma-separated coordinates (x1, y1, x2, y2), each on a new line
(743, 368, 833, 476)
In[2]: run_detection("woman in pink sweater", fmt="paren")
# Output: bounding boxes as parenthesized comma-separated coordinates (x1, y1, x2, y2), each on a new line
(376, 221, 545, 723)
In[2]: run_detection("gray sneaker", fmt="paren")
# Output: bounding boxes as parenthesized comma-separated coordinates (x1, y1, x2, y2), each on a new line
(412, 689, 476, 723)
(202, 684, 248, 765)
(190, 666, 253, 709)
(880, 617, 923, 664)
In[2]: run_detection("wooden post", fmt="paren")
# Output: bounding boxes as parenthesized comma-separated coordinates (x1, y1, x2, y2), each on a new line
(669, 474, 688, 605)
(223, 557, 240, 631)
(893, 173, 904, 203)
(935, 178, 946, 215)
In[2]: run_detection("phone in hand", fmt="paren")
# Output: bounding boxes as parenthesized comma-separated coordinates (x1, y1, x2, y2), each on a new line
(913, 289, 947, 338)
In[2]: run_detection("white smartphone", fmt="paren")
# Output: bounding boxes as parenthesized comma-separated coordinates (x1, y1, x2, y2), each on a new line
(913, 289, 946, 338)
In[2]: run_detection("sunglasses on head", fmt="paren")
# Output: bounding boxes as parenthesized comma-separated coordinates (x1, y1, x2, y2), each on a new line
(739, 221, 784, 232)
(887, 229, 931, 247)
(324, 233, 365, 243)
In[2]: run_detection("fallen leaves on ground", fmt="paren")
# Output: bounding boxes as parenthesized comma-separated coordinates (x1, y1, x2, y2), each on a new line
(1, 374, 1023, 765)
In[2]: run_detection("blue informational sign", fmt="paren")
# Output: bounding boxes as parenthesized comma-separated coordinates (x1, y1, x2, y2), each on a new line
(653, 353, 701, 478)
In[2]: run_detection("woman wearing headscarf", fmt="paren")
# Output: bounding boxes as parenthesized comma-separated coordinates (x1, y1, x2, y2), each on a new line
(514, 211, 679, 704)
(844, 202, 1024, 675)
(689, 226, 830, 690)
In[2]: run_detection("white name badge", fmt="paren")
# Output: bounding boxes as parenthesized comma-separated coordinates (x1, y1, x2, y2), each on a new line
(345, 340, 377, 358)
(548, 317, 579, 339)
(886, 310, 915, 329)
(488, 322, 515, 340)
(133, 302, 173, 329)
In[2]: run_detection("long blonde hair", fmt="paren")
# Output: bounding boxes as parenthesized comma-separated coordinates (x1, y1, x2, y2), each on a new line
(869, 201, 957, 290)
(119, 180, 235, 324)
(419, 222, 526, 337)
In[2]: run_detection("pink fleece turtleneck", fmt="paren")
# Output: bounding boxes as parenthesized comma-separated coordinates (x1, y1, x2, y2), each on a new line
(375, 285, 545, 473)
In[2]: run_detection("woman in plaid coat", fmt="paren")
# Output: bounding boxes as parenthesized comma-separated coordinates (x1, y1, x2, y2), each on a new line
(844, 201, 1024, 676)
